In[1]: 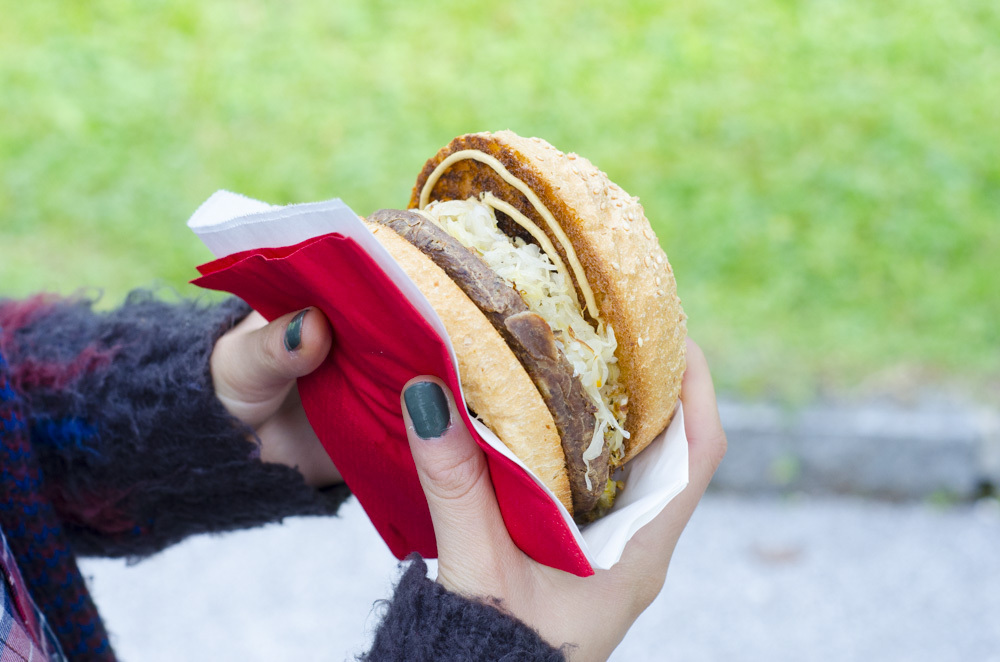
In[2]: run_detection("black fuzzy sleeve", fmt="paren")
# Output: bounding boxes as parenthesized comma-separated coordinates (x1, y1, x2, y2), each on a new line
(0, 290, 349, 559)
(362, 557, 567, 662)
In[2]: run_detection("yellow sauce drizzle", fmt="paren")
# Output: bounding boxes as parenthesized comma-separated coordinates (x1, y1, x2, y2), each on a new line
(419, 149, 600, 319)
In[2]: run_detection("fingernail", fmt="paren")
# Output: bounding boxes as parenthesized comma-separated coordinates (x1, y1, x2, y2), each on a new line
(403, 382, 451, 439)
(284, 309, 308, 351)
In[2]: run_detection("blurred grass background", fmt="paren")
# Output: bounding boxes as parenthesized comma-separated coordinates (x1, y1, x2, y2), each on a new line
(2, 0, 997, 401)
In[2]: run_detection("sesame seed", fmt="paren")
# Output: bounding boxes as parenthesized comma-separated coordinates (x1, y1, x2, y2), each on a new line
(643, 227, 654, 240)
(655, 277, 662, 286)
(644, 255, 652, 267)
(656, 254, 664, 264)
(611, 261, 621, 270)
(657, 289, 665, 297)
(568, 153, 578, 160)
(638, 337, 644, 347)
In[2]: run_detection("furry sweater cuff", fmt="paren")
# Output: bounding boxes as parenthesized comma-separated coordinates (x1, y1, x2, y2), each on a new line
(362, 556, 566, 661)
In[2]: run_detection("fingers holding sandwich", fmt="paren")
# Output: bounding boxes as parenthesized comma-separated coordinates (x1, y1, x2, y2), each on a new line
(401, 377, 521, 594)
(399, 351, 727, 659)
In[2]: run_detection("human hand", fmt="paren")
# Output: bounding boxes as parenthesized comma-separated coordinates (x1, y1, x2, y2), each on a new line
(400, 338, 726, 660)
(211, 308, 342, 488)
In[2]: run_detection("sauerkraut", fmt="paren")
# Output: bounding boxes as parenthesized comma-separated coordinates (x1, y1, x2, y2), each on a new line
(422, 198, 630, 487)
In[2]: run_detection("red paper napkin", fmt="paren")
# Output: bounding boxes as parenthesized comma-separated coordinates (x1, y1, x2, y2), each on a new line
(194, 232, 594, 576)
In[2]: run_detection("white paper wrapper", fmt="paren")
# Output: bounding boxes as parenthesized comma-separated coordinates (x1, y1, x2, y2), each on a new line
(188, 190, 689, 570)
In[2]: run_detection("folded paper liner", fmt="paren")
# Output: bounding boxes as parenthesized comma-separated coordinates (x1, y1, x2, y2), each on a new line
(188, 191, 688, 577)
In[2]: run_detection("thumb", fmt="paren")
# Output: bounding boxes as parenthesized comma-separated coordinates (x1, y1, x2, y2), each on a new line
(617, 337, 727, 596)
(401, 378, 515, 581)
(212, 308, 333, 425)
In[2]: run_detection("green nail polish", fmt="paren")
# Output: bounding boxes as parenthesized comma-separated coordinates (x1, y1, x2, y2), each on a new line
(284, 310, 308, 351)
(404, 382, 451, 439)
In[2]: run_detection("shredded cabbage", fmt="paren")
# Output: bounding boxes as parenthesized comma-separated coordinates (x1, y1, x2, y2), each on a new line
(423, 198, 630, 481)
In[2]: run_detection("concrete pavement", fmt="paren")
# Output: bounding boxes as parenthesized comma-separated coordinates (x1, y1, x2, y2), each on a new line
(714, 397, 1000, 500)
(80, 493, 1000, 661)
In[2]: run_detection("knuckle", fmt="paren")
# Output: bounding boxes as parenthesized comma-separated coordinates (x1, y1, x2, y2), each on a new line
(632, 563, 668, 611)
(607, 568, 665, 619)
(255, 325, 286, 373)
(636, 574, 667, 611)
(422, 447, 490, 503)
(709, 430, 728, 470)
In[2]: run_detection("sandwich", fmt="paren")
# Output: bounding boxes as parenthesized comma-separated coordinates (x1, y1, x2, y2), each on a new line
(366, 130, 686, 522)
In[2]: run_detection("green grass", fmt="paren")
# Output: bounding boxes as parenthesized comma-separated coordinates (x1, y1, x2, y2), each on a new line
(2, 0, 998, 401)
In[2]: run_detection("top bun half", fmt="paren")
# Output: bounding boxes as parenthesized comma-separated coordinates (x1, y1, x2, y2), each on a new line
(409, 130, 687, 459)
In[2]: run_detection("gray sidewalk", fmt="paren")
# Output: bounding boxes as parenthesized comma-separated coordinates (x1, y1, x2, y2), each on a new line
(80, 393, 1000, 660)
(714, 396, 1000, 500)
(82, 492, 1000, 661)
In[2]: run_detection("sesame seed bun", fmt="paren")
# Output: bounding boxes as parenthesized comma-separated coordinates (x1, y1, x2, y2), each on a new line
(410, 131, 687, 464)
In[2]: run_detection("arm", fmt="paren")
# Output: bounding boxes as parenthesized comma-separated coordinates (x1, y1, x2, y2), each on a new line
(362, 338, 725, 661)
(0, 291, 348, 559)
(1, 290, 350, 659)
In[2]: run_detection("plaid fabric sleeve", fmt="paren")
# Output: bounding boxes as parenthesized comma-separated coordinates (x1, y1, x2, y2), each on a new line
(0, 527, 64, 662)
(0, 578, 44, 662)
